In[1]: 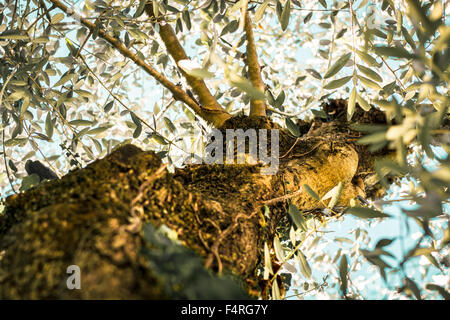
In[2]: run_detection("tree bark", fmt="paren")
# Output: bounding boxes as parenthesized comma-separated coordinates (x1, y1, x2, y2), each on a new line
(144, 4, 230, 126)
(0, 100, 389, 299)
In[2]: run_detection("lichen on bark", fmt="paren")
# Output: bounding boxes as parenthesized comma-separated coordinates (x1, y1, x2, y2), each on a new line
(0, 100, 392, 299)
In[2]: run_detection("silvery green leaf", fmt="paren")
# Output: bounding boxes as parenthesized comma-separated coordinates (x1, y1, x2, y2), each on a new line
(255, 1, 270, 22)
(285, 117, 300, 137)
(271, 278, 281, 300)
(280, 0, 291, 31)
(273, 236, 285, 262)
(296, 250, 312, 279)
(324, 76, 352, 90)
(347, 207, 390, 218)
(264, 241, 273, 280)
(324, 53, 352, 79)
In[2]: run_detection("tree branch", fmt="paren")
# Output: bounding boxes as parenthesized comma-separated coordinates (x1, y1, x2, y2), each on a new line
(244, 11, 266, 117)
(38, 0, 53, 23)
(47, 0, 229, 127)
(144, 3, 230, 127)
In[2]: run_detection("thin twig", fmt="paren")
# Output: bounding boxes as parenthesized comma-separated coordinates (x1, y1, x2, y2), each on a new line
(352, 12, 406, 91)
(270, 214, 341, 284)
(266, 104, 315, 117)
(77, 52, 189, 156)
(130, 164, 167, 210)
(38, 0, 53, 22)
(280, 137, 300, 159)
(10, 0, 18, 29)
(261, 187, 302, 206)
(282, 275, 329, 299)
(205, 210, 259, 274)
(26, 4, 56, 32)
(349, 0, 357, 78)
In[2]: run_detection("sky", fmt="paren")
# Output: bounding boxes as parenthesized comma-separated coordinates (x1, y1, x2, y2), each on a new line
(1, 0, 448, 300)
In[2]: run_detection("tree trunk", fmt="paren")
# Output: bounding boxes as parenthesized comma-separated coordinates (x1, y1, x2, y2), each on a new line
(0, 100, 389, 299)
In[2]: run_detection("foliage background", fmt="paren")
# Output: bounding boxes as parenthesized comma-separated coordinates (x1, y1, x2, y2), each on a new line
(0, 0, 448, 299)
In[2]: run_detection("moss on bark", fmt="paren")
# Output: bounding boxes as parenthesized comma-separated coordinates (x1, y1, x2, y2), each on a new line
(0, 100, 393, 299)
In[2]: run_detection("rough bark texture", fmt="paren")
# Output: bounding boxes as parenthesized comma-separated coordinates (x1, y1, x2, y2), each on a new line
(0, 100, 390, 299)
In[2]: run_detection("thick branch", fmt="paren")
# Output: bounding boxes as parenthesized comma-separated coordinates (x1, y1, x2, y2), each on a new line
(47, 0, 228, 127)
(144, 4, 230, 126)
(0, 101, 391, 299)
(244, 12, 266, 117)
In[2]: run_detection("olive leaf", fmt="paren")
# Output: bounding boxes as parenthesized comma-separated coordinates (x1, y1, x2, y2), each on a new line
(324, 53, 352, 79)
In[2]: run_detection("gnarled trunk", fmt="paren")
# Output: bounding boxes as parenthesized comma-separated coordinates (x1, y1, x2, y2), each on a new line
(0, 101, 389, 299)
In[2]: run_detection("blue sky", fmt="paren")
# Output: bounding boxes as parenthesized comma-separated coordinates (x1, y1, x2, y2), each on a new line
(1, 0, 448, 299)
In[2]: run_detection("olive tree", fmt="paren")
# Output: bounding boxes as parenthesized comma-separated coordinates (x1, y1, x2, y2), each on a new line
(0, 0, 448, 299)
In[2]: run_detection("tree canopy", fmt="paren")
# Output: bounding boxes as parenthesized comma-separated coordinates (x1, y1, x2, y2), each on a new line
(0, 0, 449, 300)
